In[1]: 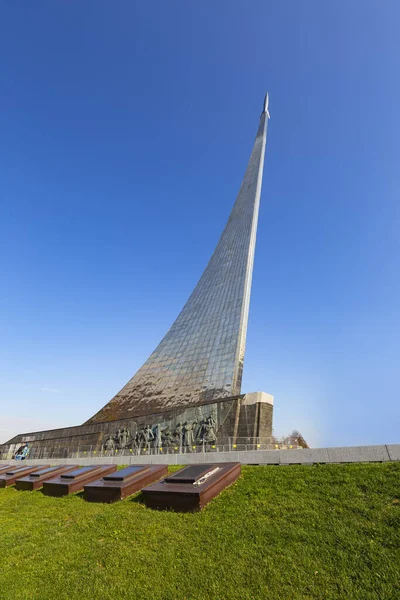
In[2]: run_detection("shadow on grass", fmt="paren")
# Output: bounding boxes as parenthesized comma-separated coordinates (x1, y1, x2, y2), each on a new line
(128, 491, 145, 504)
(36, 487, 86, 500)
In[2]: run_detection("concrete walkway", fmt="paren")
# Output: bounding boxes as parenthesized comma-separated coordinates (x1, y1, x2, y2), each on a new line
(0, 444, 399, 467)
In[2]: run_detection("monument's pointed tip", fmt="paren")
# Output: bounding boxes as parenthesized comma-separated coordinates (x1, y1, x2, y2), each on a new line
(263, 92, 270, 118)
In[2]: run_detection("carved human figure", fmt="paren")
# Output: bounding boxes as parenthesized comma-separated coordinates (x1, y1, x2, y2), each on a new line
(203, 416, 217, 445)
(131, 431, 140, 450)
(14, 444, 29, 460)
(194, 408, 204, 442)
(114, 428, 123, 449)
(139, 424, 154, 451)
(210, 410, 217, 429)
(136, 427, 143, 449)
(153, 424, 162, 451)
(174, 422, 183, 447)
(183, 422, 195, 453)
(162, 428, 174, 447)
(120, 428, 130, 449)
(104, 436, 115, 451)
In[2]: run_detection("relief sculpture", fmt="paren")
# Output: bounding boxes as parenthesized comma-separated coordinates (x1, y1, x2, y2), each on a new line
(161, 428, 174, 447)
(183, 422, 194, 452)
(102, 405, 220, 453)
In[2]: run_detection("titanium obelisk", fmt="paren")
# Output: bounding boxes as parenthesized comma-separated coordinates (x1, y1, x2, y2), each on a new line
(87, 94, 270, 423)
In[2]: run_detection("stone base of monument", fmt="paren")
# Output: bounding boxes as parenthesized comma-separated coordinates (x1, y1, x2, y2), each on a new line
(142, 462, 241, 512)
(15, 465, 78, 491)
(0, 392, 273, 461)
(0, 465, 50, 487)
(0, 465, 11, 476)
(83, 464, 168, 503)
(42, 465, 117, 497)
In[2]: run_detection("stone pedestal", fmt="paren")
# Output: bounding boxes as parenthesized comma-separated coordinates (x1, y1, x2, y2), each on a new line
(0, 390, 274, 459)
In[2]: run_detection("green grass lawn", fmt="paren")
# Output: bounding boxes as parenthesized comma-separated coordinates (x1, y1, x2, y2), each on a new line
(0, 462, 399, 600)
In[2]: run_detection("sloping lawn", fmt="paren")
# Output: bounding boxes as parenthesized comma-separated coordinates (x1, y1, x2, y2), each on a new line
(0, 462, 399, 600)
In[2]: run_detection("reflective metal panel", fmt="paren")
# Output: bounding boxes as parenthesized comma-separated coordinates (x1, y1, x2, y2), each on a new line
(87, 98, 269, 423)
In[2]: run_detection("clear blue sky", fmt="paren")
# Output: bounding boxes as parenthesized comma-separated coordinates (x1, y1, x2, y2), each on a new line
(1, 1, 399, 446)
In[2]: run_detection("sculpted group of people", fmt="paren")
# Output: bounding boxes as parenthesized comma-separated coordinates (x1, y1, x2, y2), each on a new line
(104, 427, 130, 451)
(103, 411, 217, 453)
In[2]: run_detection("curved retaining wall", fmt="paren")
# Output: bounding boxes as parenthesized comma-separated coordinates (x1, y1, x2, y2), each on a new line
(0, 444, 398, 467)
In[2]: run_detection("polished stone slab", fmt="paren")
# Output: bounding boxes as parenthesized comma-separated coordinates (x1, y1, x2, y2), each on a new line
(0, 465, 49, 487)
(242, 450, 280, 465)
(386, 444, 400, 461)
(327, 445, 390, 463)
(280, 448, 330, 464)
(142, 462, 241, 512)
(83, 464, 168, 503)
(15, 465, 78, 491)
(0, 465, 11, 476)
(42, 465, 117, 496)
(165, 465, 216, 484)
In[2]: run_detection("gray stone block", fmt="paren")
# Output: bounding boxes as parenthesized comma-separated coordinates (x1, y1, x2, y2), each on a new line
(129, 455, 155, 466)
(279, 449, 306, 464)
(327, 445, 389, 463)
(279, 448, 329, 464)
(148, 454, 173, 465)
(307, 448, 329, 463)
(93, 456, 122, 465)
(239, 450, 280, 464)
(386, 444, 400, 461)
(207, 451, 240, 463)
(279, 448, 329, 465)
(25, 459, 48, 466)
(257, 450, 280, 464)
(179, 453, 207, 465)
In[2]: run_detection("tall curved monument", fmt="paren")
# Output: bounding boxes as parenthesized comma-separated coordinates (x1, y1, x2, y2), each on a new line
(88, 93, 271, 424)
(1, 95, 274, 458)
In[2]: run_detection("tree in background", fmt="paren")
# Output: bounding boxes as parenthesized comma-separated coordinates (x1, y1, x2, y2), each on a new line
(272, 430, 309, 448)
